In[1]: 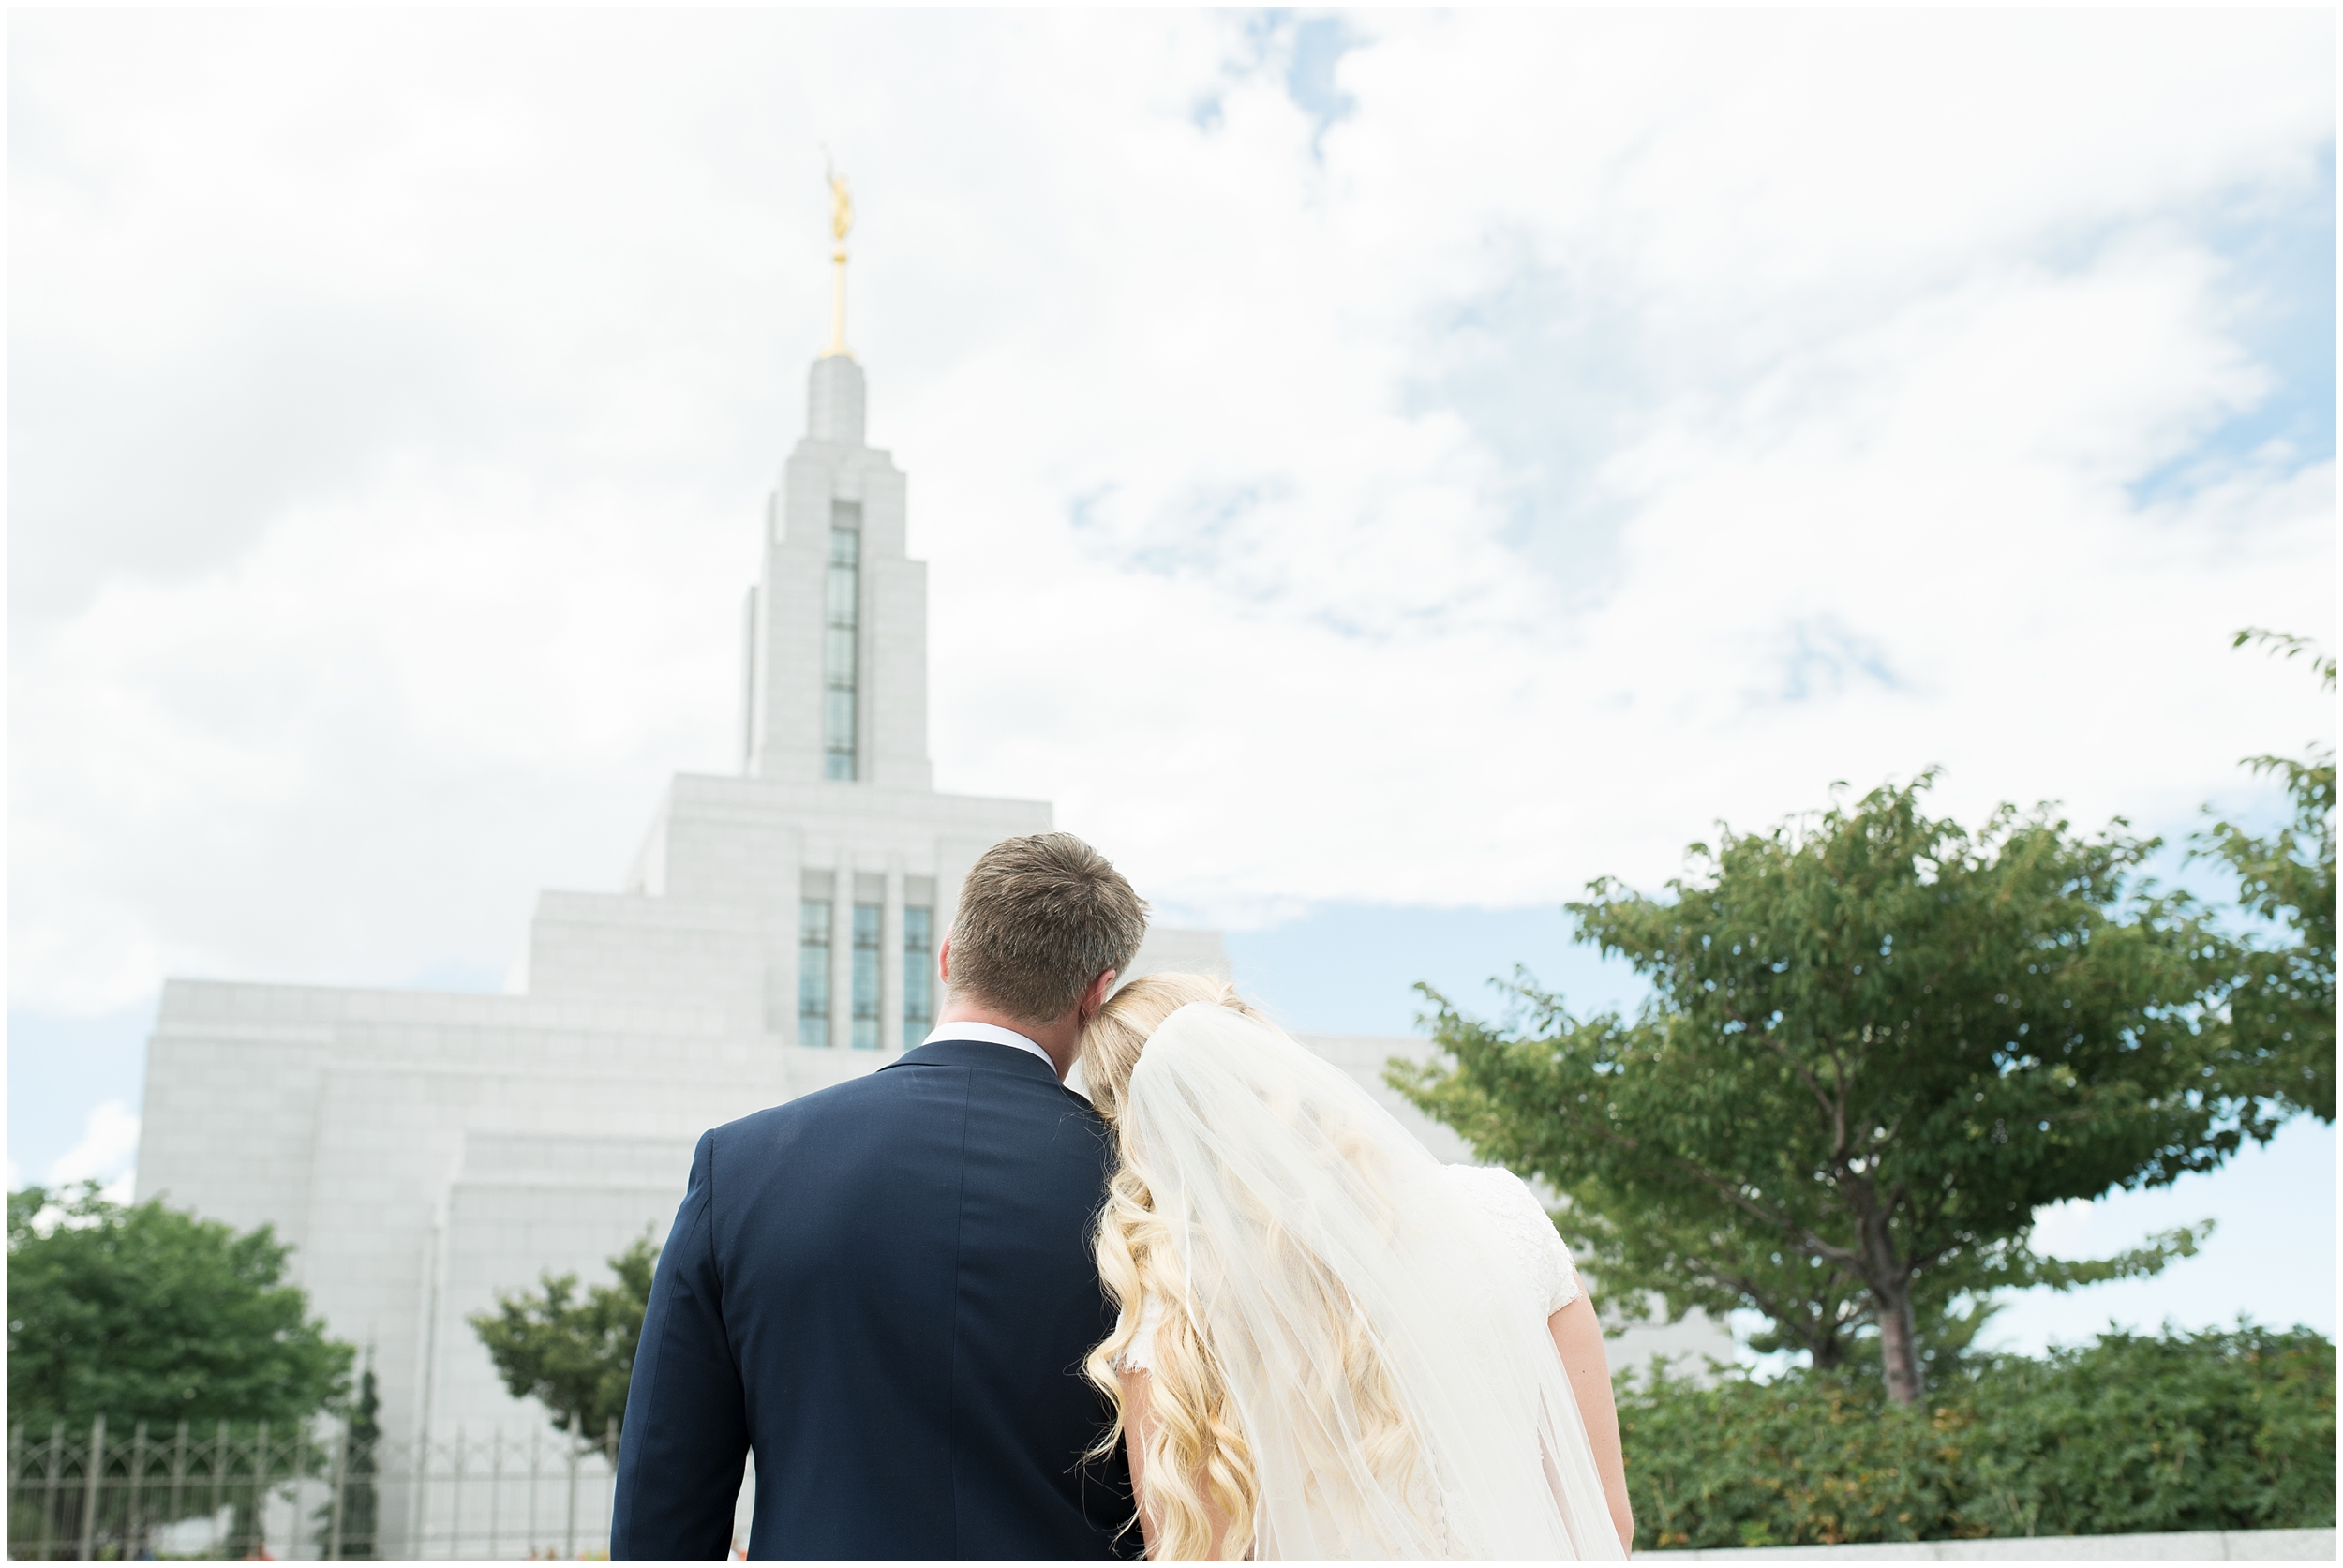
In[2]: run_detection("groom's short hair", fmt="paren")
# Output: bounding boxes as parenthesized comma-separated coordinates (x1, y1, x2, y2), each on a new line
(949, 833, 1148, 1024)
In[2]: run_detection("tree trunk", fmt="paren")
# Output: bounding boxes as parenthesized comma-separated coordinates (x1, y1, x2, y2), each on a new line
(1876, 1279, 1924, 1407)
(1845, 1173, 1923, 1406)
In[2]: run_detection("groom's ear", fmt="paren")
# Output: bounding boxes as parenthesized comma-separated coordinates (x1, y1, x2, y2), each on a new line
(937, 935, 953, 984)
(1080, 968, 1117, 1023)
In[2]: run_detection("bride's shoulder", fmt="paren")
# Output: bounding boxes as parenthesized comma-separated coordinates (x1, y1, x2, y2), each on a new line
(1439, 1163, 1556, 1238)
(1440, 1161, 1543, 1213)
(1440, 1163, 1582, 1313)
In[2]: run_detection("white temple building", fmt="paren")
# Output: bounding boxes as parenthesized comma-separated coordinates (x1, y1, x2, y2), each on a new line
(137, 301, 1729, 1556)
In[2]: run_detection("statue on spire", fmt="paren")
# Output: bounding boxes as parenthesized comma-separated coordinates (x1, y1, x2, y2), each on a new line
(828, 166, 854, 246)
(823, 160, 854, 359)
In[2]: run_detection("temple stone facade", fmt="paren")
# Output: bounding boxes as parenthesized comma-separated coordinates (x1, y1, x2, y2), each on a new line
(136, 348, 1731, 1555)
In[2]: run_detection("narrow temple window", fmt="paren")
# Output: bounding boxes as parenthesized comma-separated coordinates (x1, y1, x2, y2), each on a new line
(902, 905, 933, 1048)
(798, 899, 832, 1046)
(825, 501, 861, 781)
(851, 902, 882, 1049)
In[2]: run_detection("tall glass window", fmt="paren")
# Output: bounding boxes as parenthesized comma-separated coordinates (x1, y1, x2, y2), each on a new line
(825, 501, 860, 781)
(902, 905, 933, 1049)
(851, 903, 882, 1049)
(798, 900, 831, 1046)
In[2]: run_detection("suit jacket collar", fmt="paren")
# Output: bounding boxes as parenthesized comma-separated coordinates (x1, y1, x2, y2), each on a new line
(886, 1038, 1065, 1086)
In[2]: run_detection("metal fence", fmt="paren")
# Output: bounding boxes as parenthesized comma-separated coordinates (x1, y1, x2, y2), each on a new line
(7, 1416, 624, 1561)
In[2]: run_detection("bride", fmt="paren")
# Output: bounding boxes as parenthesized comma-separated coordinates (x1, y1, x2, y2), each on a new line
(1079, 975, 1634, 1561)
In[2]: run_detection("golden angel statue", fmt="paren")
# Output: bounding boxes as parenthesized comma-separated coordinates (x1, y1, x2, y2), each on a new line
(828, 168, 854, 246)
(823, 163, 854, 357)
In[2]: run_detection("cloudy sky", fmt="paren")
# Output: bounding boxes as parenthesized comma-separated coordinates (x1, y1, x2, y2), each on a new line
(10, 9, 2334, 1349)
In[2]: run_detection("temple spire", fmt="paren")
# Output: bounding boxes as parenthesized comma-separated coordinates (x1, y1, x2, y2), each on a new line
(822, 162, 854, 360)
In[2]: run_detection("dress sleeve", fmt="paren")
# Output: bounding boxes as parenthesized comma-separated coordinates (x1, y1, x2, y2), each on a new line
(1509, 1172, 1584, 1312)
(1115, 1292, 1164, 1373)
(1535, 1208, 1583, 1316)
(1487, 1168, 1583, 1315)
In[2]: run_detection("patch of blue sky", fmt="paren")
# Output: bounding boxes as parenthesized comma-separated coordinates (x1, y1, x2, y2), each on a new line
(2129, 144, 2336, 507)
(1401, 245, 1654, 612)
(407, 958, 508, 993)
(1280, 11, 1360, 155)
(1985, 1113, 2335, 1354)
(7, 1001, 157, 1188)
(1068, 478, 1299, 604)
(1221, 795, 2303, 1051)
(1768, 616, 1904, 704)
(1224, 900, 1651, 1038)
(1194, 9, 1363, 152)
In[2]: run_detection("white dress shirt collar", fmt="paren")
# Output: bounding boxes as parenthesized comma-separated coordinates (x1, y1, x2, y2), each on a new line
(920, 1021, 1057, 1076)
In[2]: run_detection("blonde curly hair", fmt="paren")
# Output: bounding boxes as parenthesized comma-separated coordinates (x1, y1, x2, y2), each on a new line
(1080, 975, 1425, 1561)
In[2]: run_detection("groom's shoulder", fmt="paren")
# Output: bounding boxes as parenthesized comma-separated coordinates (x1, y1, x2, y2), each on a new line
(709, 1068, 900, 1148)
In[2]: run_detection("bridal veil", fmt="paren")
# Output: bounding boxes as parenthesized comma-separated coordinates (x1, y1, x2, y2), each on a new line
(1115, 1002, 1626, 1561)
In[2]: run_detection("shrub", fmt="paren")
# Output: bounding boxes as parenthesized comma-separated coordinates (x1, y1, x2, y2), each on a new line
(1619, 1324, 2336, 1550)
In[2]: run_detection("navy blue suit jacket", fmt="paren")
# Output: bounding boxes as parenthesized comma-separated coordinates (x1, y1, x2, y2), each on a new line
(610, 1039, 1138, 1561)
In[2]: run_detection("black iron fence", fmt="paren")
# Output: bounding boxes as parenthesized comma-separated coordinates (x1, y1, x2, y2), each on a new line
(7, 1417, 625, 1561)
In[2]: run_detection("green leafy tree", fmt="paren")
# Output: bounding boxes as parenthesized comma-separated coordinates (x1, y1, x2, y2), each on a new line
(1396, 776, 2246, 1407)
(7, 1182, 353, 1429)
(470, 1235, 658, 1445)
(1572, 1165, 2200, 1383)
(2195, 628, 2336, 1123)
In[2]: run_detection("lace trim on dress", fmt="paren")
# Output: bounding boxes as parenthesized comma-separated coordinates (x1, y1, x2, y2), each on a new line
(1443, 1164, 1582, 1316)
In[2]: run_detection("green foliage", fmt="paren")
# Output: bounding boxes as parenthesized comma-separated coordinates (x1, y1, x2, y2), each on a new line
(470, 1234, 658, 1441)
(1395, 776, 2245, 1404)
(2194, 628, 2336, 1123)
(6, 1182, 353, 1430)
(1620, 1325, 2336, 1549)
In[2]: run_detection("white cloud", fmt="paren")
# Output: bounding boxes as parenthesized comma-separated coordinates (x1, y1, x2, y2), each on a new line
(45, 1100, 141, 1200)
(8, 8, 2334, 1009)
(2028, 1198, 2100, 1262)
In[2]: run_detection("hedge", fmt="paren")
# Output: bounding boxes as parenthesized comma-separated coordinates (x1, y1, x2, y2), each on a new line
(1619, 1324, 2336, 1550)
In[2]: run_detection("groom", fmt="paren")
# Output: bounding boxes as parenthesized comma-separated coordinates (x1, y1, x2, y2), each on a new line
(610, 832, 1149, 1561)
